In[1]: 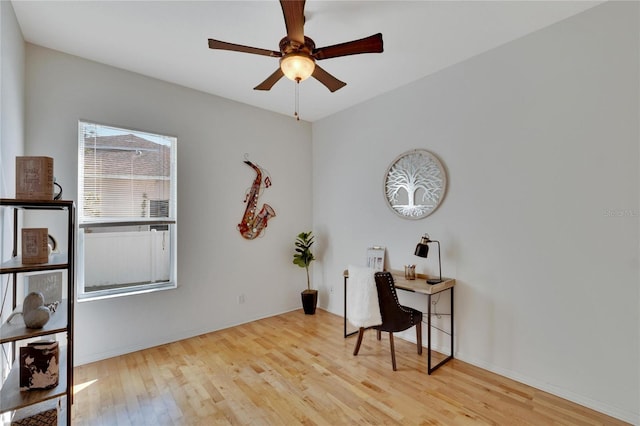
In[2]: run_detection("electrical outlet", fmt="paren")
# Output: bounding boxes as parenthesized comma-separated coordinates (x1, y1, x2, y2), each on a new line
(238, 294, 245, 304)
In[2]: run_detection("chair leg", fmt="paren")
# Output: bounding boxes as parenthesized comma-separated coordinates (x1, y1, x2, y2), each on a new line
(377, 330, 381, 341)
(389, 332, 397, 371)
(353, 327, 365, 356)
(416, 321, 423, 355)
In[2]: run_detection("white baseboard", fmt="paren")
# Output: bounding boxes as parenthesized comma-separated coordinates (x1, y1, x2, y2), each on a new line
(76, 306, 639, 425)
(74, 306, 301, 366)
(454, 350, 639, 425)
(325, 305, 638, 425)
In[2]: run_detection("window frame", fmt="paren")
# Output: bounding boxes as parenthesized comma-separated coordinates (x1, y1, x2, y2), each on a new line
(77, 120, 177, 301)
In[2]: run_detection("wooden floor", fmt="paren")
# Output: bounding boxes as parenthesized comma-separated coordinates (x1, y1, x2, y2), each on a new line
(71, 309, 626, 425)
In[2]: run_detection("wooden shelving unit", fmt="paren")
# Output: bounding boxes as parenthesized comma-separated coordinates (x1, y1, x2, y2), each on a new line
(0, 199, 75, 425)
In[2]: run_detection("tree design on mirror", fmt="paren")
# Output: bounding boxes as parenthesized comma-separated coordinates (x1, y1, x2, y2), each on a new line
(384, 149, 447, 219)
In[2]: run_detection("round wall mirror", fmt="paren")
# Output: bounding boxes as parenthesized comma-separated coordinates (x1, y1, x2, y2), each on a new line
(383, 149, 447, 220)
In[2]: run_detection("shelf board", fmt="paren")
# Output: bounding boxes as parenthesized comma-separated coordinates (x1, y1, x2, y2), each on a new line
(0, 303, 68, 344)
(0, 199, 74, 210)
(0, 253, 69, 274)
(0, 346, 68, 413)
(10, 396, 67, 426)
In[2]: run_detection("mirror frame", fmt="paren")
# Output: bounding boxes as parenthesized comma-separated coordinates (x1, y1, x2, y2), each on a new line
(383, 149, 447, 220)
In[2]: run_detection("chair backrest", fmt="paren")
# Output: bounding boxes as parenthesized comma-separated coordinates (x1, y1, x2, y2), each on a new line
(374, 271, 402, 320)
(374, 271, 417, 332)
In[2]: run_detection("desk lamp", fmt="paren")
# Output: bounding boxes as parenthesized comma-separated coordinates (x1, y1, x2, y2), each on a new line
(414, 234, 442, 284)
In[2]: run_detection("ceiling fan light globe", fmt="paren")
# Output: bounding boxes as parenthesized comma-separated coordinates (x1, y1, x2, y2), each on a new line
(280, 53, 315, 82)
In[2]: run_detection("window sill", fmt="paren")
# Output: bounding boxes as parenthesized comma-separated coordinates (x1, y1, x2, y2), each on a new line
(77, 281, 177, 302)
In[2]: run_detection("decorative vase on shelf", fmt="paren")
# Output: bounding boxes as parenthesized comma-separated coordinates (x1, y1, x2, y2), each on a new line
(6, 292, 51, 329)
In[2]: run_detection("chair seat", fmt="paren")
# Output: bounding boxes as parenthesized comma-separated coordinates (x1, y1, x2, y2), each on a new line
(374, 306, 422, 333)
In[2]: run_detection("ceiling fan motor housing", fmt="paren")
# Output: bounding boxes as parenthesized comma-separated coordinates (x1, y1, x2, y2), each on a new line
(279, 36, 316, 55)
(207, 0, 382, 92)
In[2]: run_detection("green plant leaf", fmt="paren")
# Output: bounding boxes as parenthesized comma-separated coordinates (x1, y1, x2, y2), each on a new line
(293, 231, 315, 291)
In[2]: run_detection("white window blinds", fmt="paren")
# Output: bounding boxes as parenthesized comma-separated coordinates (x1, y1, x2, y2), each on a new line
(78, 121, 176, 223)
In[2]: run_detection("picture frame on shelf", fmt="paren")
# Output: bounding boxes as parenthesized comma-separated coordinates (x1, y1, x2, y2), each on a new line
(366, 246, 385, 272)
(16, 156, 54, 201)
(25, 271, 63, 305)
(21, 228, 49, 264)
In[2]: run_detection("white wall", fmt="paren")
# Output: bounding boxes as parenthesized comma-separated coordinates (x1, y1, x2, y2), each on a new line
(24, 44, 313, 365)
(0, 0, 25, 337)
(313, 2, 639, 423)
(8, 0, 639, 423)
(1, 0, 25, 257)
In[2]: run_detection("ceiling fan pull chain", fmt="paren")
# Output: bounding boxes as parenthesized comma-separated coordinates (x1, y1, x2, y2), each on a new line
(294, 79, 300, 121)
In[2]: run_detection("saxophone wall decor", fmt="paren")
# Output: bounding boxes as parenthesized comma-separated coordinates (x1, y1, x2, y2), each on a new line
(238, 156, 276, 239)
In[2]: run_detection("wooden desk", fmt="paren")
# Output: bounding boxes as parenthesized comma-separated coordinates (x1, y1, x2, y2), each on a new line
(343, 270, 455, 374)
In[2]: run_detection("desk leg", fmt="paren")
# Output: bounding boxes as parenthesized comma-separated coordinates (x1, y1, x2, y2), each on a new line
(344, 276, 357, 338)
(451, 287, 454, 362)
(427, 287, 454, 375)
(427, 293, 432, 372)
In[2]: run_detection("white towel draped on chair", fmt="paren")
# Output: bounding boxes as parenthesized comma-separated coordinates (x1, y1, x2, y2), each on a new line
(347, 265, 382, 328)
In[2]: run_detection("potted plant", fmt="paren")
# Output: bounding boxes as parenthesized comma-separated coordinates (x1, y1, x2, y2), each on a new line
(293, 231, 317, 315)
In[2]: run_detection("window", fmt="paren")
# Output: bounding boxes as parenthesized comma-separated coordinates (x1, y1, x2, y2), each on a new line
(77, 121, 177, 300)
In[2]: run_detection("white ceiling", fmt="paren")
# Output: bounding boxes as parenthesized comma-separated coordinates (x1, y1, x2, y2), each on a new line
(11, 0, 602, 122)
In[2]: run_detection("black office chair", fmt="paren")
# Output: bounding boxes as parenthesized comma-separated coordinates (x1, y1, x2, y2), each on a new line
(353, 271, 423, 371)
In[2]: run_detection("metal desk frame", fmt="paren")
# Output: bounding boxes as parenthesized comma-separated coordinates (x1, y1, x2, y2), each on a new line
(343, 270, 455, 374)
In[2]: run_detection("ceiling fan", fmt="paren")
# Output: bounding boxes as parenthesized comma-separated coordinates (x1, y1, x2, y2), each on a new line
(207, 0, 383, 93)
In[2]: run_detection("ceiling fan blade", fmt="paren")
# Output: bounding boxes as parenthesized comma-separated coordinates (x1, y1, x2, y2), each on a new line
(312, 65, 346, 92)
(254, 68, 285, 91)
(280, 0, 305, 45)
(313, 33, 383, 60)
(208, 39, 281, 58)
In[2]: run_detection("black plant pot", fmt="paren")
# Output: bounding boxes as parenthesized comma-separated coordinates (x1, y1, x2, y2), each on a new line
(301, 289, 318, 315)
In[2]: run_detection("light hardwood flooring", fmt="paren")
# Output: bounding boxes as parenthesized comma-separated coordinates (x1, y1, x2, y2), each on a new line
(71, 309, 627, 425)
